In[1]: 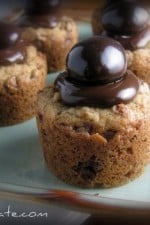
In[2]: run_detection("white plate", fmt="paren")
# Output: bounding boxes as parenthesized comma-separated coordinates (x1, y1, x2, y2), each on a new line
(0, 22, 150, 217)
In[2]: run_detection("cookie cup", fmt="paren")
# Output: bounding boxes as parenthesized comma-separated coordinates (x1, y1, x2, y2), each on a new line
(0, 45, 47, 126)
(36, 81, 150, 188)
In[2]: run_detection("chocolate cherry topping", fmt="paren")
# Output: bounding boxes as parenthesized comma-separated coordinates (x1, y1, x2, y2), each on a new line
(106, 0, 119, 5)
(26, 14, 59, 28)
(55, 36, 140, 107)
(0, 22, 26, 65)
(0, 22, 21, 49)
(19, 0, 61, 28)
(29, 0, 61, 15)
(67, 36, 127, 84)
(102, 1, 149, 35)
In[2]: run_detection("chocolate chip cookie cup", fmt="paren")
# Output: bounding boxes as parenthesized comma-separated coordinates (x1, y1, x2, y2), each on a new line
(36, 36, 150, 188)
(92, 1, 150, 84)
(18, 0, 78, 73)
(0, 22, 47, 126)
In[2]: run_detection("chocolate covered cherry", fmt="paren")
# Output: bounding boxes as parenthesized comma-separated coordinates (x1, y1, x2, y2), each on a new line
(102, 1, 149, 35)
(67, 36, 127, 84)
(0, 22, 21, 49)
(29, 0, 61, 15)
(55, 36, 139, 107)
(106, 0, 119, 5)
(21, 0, 62, 28)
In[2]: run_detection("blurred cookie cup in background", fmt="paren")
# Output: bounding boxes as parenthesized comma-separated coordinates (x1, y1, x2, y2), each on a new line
(18, 0, 78, 73)
(0, 22, 47, 126)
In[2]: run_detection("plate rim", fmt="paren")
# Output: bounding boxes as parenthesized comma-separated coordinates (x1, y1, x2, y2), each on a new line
(0, 182, 150, 217)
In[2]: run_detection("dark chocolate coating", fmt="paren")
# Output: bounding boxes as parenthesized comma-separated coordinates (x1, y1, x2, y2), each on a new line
(21, 14, 59, 28)
(102, 1, 149, 35)
(67, 36, 127, 84)
(0, 45, 26, 65)
(106, 0, 120, 5)
(0, 22, 21, 49)
(0, 22, 26, 65)
(102, 27, 150, 50)
(29, 0, 61, 15)
(55, 71, 139, 107)
(19, 0, 61, 28)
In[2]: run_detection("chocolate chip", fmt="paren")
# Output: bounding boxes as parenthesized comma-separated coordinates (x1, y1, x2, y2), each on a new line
(73, 156, 99, 181)
(38, 113, 43, 122)
(127, 147, 133, 155)
(103, 129, 117, 141)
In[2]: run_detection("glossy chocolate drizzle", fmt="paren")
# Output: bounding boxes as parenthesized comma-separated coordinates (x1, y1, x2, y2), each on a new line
(56, 71, 139, 107)
(0, 22, 26, 65)
(19, 0, 61, 28)
(55, 36, 139, 107)
(102, 1, 150, 50)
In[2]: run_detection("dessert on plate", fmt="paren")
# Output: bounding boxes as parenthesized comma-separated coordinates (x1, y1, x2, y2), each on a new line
(18, 0, 78, 73)
(92, 0, 150, 84)
(36, 36, 150, 188)
(0, 22, 47, 126)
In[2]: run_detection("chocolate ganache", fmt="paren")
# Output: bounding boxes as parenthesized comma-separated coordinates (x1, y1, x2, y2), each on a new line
(19, 0, 61, 28)
(0, 22, 26, 65)
(102, 0, 150, 50)
(55, 36, 139, 107)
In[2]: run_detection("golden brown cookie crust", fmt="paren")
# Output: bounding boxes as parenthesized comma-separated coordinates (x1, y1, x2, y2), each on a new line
(22, 16, 78, 73)
(0, 45, 47, 126)
(36, 82, 150, 188)
(126, 49, 150, 84)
